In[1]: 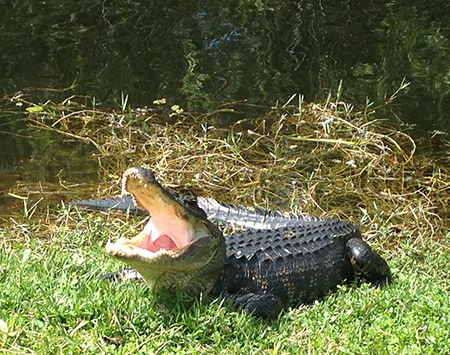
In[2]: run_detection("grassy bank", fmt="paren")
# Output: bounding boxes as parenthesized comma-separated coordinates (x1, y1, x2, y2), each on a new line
(1, 215, 449, 354)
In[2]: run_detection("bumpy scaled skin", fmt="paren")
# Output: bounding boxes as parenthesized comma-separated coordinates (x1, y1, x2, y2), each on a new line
(210, 221, 391, 317)
(88, 167, 391, 318)
(197, 196, 329, 229)
(70, 195, 148, 216)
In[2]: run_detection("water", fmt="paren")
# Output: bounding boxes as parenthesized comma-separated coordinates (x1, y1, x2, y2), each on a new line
(0, 0, 449, 215)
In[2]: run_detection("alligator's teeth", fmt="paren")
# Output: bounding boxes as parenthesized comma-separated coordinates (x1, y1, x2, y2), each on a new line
(121, 176, 128, 196)
(143, 219, 160, 242)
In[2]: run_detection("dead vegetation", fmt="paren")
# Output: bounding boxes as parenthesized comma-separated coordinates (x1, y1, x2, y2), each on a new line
(16, 92, 450, 251)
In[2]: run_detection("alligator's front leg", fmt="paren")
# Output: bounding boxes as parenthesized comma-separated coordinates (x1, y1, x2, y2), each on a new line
(347, 238, 392, 287)
(230, 292, 283, 318)
(100, 267, 142, 281)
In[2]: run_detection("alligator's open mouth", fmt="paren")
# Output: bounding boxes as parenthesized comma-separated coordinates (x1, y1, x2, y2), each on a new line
(106, 167, 201, 261)
(105, 167, 224, 293)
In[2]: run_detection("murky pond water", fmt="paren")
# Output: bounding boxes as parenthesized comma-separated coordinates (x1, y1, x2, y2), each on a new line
(0, 1, 449, 216)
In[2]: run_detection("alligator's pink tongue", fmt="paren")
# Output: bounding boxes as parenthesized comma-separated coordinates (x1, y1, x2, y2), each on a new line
(152, 235, 177, 251)
(138, 234, 177, 253)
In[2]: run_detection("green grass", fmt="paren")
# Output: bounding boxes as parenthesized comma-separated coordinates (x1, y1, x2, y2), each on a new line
(1, 212, 449, 355)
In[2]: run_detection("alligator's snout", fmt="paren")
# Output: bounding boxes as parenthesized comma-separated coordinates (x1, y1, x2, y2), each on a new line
(106, 167, 226, 296)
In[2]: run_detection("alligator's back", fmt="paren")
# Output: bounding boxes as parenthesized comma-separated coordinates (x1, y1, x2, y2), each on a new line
(197, 197, 327, 229)
(211, 219, 362, 316)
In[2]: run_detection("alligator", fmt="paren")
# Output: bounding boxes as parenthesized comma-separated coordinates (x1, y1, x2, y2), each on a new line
(74, 166, 392, 317)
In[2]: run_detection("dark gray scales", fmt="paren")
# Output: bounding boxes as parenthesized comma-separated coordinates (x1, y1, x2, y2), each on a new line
(210, 219, 391, 317)
(197, 196, 328, 229)
(69, 196, 148, 216)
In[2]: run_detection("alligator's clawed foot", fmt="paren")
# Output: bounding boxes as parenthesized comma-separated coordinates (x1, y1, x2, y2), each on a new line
(100, 267, 142, 281)
(369, 276, 391, 289)
(347, 238, 392, 288)
(233, 292, 283, 318)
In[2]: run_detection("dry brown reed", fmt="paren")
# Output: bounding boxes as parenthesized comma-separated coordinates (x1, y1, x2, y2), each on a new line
(25, 96, 450, 252)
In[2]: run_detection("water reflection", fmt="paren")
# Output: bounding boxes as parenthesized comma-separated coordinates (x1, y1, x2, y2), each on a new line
(0, 95, 100, 216)
(0, 1, 449, 130)
(0, 0, 449, 216)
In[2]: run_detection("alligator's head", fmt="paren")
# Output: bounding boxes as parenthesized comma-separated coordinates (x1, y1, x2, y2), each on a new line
(106, 167, 226, 298)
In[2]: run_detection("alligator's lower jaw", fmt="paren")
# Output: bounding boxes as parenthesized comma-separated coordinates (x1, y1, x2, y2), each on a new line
(105, 218, 193, 263)
(105, 216, 204, 292)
